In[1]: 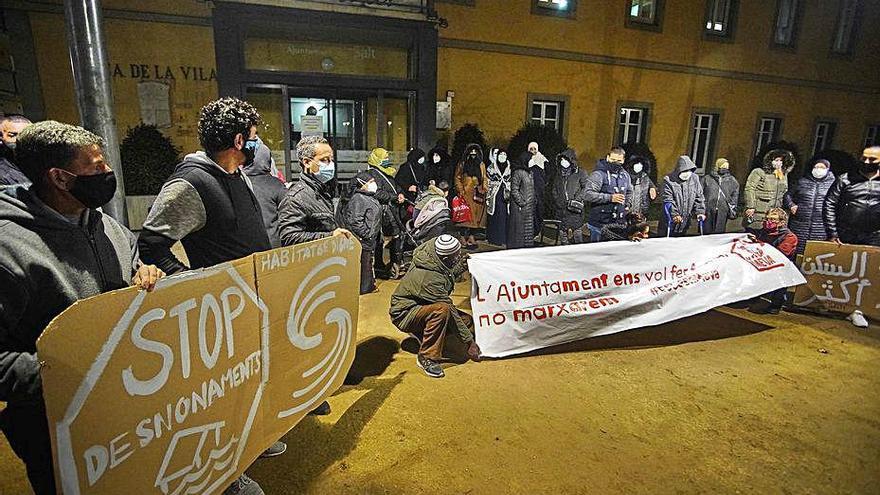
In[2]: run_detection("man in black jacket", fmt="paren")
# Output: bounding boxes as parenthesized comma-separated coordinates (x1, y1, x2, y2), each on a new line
(138, 97, 276, 494)
(0, 121, 164, 494)
(824, 146, 880, 246)
(0, 113, 32, 186)
(244, 141, 286, 247)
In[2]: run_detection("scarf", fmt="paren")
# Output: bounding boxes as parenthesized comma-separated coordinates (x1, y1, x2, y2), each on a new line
(486, 153, 512, 215)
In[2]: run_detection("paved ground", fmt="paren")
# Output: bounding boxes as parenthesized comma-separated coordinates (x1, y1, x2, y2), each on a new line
(2, 276, 879, 494)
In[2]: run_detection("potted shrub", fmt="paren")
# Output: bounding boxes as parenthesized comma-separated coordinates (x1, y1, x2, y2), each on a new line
(120, 124, 180, 228)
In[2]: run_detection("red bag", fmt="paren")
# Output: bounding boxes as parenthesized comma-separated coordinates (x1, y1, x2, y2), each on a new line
(451, 196, 473, 224)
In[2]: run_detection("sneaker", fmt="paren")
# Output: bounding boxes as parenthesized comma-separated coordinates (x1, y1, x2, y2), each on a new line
(417, 354, 444, 378)
(847, 310, 869, 328)
(223, 474, 264, 495)
(308, 400, 331, 416)
(259, 441, 287, 458)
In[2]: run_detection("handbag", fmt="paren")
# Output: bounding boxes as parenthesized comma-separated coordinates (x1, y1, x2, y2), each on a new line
(567, 199, 584, 214)
(451, 196, 473, 224)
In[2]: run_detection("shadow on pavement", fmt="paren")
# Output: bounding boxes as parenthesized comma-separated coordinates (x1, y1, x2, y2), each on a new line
(344, 336, 400, 386)
(250, 372, 406, 494)
(516, 309, 772, 358)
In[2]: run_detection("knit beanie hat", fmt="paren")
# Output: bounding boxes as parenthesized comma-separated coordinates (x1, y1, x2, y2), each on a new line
(434, 234, 461, 257)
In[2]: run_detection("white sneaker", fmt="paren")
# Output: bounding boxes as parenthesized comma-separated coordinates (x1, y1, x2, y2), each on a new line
(847, 310, 869, 328)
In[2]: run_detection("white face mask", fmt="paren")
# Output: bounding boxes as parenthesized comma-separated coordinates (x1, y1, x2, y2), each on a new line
(433, 154, 441, 164)
(812, 167, 829, 179)
(417, 157, 425, 165)
(498, 153, 507, 163)
(560, 158, 571, 168)
(633, 163, 643, 174)
(365, 181, 378, 193)
(679, 171, 693, 181)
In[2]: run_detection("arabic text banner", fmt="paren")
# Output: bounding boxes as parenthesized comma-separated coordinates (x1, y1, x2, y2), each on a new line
(37, 236, 360, 495)
(468, 234, 805, 358)
(793, 240, 880, 318)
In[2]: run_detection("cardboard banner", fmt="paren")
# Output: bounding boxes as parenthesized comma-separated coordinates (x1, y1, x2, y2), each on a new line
(468, 234, 805, 358)
(793, 240, 880, 319)
(37, 236, 360, 495)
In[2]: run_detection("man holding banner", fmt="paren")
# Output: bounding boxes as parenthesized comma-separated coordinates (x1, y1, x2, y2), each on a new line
(0, 121, 165, 494)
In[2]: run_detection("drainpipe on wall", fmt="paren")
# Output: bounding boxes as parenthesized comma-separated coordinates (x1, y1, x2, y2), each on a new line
(64, 0, 128, 226)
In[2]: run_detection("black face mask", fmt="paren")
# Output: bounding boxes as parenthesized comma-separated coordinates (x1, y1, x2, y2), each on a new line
(68, 171, 117, 208)
(859, 160, 879, 176)
(242, 139, 258, 168)
(718, 168, 730, 176)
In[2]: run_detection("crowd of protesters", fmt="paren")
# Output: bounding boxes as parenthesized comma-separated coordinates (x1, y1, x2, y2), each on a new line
(1, 98, 880, 494)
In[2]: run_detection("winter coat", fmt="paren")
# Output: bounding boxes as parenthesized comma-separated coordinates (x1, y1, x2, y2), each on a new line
(395, 148, 428, 203)
(508, 164, 535, 248)
(0, 157, 30, 186)
(244, 143, 287, 248)
(0, 186, 138, 406)
(389, 239, 472, 343)
(624, 157, 655, 217)
(454, 143, 488, 229)
(344, 189, 382, 251)
(823, 171, 880, 245)
(661, 156, 706, 235)
(485, 148, 511, 245)
(277, 173, 339, 246)
(427, 146, 456, 196)
(355, 165, 400, 206)
(743, 149, 795, 226)
(553, 148, 588, 230)
(521, 151, 547, 236)
(756, 226, 798, 260)
(584, 159, 633, 227)
(784, 169, 835, 254)
(701, 166, 740, 235)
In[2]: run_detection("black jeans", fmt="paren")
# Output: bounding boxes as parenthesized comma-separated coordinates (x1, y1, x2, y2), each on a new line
(0, 402, 56, 495)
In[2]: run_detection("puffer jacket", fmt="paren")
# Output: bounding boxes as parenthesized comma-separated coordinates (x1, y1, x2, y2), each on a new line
(552, 148, 588, 229)
(389, 240, 471, 343)
(784, 169, 835, 254)
(823, 171, 880, 244)
(277, 173, 338, 246)
(584, 159, 632, 227)
(743, 149, 795, 226)
(624, 155, 655, 217)
(343, 188, 382, 250)
(508, 163, 535, 248)
(661, 156, 706, 235)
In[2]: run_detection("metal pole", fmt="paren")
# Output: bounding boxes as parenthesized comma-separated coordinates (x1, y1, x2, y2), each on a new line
(64, 0, 128, 226)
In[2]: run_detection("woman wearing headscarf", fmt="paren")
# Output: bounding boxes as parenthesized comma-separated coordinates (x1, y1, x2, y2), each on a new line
(485, 147, 511, 246)
(552, 148, 588, 245)
(454, 143, 488, 249)
(521, 141, 548, 239)
(784, 158, 835, 255)
(508, 156, 535, 249)
(354, 147, 405, 278)
(701, 158, 740, 234)
(623, 153, 656, 218)
(395, 148, 428, 204)
(428, 145, 455, 200)
(743, 148, 795, 232)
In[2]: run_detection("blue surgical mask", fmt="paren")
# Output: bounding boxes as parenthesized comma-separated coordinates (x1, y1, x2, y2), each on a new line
(315, 160, 335, 183)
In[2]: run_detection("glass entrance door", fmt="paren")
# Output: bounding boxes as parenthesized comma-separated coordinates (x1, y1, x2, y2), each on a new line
(288, 87, 413, 182)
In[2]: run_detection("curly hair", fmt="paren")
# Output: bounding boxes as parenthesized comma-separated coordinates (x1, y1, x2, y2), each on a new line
(15, 120, 105, 188)
(766, 207, 789, 225)
(197, 97, 262, 155)
(295, 135, 329, 164)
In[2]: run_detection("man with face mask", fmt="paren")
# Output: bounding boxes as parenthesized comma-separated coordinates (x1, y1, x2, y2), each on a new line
(0, 114, 33, 186)
(389, 234, 480, 378)
(824, 146, 880, 247)
(0, 121, 165, 495)
(553, 148, 588, 244)
(584, 147, 633, 242)
(660, 155, 706, 237)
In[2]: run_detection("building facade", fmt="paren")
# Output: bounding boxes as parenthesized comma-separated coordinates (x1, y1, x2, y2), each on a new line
(3, 0, 880, 182)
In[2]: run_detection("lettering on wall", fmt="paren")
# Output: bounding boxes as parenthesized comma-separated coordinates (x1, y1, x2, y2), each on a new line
(112, 63, 217, 82)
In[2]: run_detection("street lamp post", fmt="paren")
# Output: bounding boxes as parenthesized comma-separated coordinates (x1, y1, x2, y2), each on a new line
(63, 0, 128, 226)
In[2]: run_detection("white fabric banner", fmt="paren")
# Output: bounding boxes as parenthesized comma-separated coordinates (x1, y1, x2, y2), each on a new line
(468, 234, 806, 358)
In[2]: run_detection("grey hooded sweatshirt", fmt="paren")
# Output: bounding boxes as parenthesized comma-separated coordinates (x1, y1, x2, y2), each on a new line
(0, 186, 138, 406)
(243, 143, 286, 248)
(662, 156, 706, 235)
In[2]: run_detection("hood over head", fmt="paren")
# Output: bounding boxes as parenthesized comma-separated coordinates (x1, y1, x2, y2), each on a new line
(428, 145, 451, 166)
(556, 148, 579, 176)
(624, 153, 652, 177)
(368, 147, 397, 176)
(463, 143, 484, 163)
(762, 148, 796, 172)
(672, 155, 698, 176)
(243, 143, 273, 176)
(407, 148, 426, 164)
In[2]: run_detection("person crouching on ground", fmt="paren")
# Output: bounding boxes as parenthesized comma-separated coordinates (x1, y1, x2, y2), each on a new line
(600, 212, 650, 242)
(750, 207, 797, 315)
(344, 177, 382, 294)
(389, 234, 481, 378)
